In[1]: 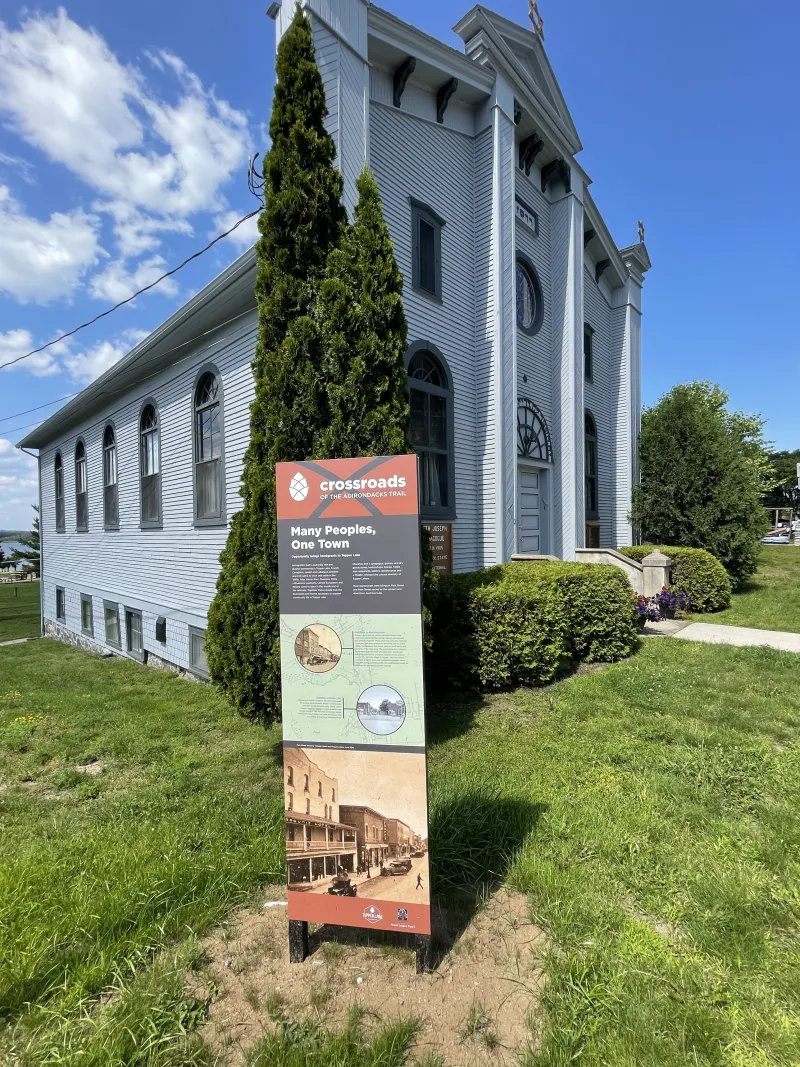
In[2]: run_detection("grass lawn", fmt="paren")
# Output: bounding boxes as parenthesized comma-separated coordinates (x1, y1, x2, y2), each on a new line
(708, 546, 800, 633)
(0, 639, 283, 1065)
(0, 580, 40, 642)
(2, 636, 800, 1065)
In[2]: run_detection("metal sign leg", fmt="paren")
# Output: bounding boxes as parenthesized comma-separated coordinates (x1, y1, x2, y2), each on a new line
(288, 919, 309, 963)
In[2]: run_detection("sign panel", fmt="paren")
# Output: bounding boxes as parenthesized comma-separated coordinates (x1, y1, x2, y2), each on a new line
(422, 522, 453, 576)
(276, 456, 430, 935)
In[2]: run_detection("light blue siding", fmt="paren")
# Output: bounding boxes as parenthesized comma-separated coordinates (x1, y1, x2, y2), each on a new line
(40, 313, 258, 664)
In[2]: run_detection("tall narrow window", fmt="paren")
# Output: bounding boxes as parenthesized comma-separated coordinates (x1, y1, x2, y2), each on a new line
(584, 412, 599, 521)
(80, 594, 94, 636)
(193, 371, 224, 523)
(104, 601, 121, 648)
(56, 586, 66, 622)
(54, 453, 65, 533)
(103, 425, 119, 529)
(75, 441, 88, 531)
(410, 199, 444, 301)
(406, 344, 455, 519)
(189, 626, 209, 678)
(139, 404, 161, 527)
(126, 607, 144, 660)
(584, 324, 594, 381)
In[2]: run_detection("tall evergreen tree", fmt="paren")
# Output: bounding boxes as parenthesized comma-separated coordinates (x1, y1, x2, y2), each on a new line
(316, 168, 409, 459)
(206, 8, 346, 720)
(631, 382, 769, 584)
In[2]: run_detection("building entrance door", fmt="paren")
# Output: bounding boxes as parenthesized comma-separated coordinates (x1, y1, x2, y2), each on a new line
(517, 466, 549, 555)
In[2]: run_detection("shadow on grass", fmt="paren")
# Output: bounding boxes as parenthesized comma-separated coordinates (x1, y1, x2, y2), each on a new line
(730, 580, 767, 596)
(309, 794, 544, 968)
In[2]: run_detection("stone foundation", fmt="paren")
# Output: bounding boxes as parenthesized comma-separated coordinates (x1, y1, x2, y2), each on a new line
(44, 620, 205, 684)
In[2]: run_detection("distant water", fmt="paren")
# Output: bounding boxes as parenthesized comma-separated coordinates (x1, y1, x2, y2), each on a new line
(0, 541, 26, 569)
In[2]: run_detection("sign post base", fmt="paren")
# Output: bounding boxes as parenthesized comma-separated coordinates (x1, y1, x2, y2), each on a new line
(415, 933, 432, 974)
(288, 919, 309, 963)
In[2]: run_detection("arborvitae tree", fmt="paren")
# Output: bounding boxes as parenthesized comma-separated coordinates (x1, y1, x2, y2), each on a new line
(630, 381, 769, 584)
(316, 168, 439, 636)
(206, 8, 346, 720)
(316, 168, 409, 459)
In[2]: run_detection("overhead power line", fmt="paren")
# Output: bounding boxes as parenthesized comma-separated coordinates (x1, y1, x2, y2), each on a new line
(3, 308, 254, 443)
(0, 207, 260, 374)
(0, 391, 81, 426)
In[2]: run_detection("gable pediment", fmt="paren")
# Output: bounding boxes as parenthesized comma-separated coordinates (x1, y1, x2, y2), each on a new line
(455, 6, 581, 152)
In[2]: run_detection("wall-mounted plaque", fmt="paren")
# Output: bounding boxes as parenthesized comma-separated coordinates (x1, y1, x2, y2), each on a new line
(421, 522, 452, 575)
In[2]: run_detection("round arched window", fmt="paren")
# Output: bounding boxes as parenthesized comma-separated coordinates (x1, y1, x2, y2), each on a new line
(515, 258, 543, 335)
(405, 344, 454, 518)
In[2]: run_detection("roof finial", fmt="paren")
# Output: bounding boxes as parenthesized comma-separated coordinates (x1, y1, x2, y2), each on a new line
(528, 0, 545, 39)
(638, 219, 645, 244)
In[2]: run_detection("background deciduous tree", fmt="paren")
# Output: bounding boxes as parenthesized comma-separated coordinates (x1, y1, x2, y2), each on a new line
(631, 382, 769, 584)
(763, 449, 800, 513)
(11, 505, 40, 574)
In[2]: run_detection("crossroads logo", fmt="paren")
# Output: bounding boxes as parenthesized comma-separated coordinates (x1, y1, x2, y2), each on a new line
(288, 472, 309, 501)
(362, 905, 383, 924)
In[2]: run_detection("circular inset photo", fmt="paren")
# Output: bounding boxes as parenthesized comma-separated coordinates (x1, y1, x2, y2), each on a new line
(356, 684, 406, 736)
(295, 624, 342, 673)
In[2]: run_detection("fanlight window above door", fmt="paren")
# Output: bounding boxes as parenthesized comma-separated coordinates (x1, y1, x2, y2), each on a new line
(517, 398, 553, 462)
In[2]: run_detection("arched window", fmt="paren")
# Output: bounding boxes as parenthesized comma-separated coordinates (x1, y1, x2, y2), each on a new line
(406, 342, 455, 519)
(139, 403, 161, 527)
(193, 370, 225, 524)
(75, 441, 88, 531)
(54, 453, 65, 533)
(517, 398, 553, 462)
(584, 411, 599, 523)
(515, 257, 544, 335)
(103, 425, 118, 529)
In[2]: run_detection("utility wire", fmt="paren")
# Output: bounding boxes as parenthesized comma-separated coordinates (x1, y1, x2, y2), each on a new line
(0, 207, 260, 373)
(0, 392, 81, 426)
(4, 308, 255, 442)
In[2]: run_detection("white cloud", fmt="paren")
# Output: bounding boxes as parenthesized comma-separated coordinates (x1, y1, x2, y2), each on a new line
(102, 201, 192, 258)
(0, 327, 72, 377)
(0, 185, 100, 301)
(62, 339, 128, 384)
(0, 11, 251, 245)
(0, 437, 38, 529)
(89, 254, 178, 303)
(0, 151, 35, 183)
(213, 209, 260, 251)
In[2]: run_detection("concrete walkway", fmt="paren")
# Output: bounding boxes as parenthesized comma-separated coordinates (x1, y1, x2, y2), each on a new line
(674, 623, 800, 653)
(0, 637, 35, 648)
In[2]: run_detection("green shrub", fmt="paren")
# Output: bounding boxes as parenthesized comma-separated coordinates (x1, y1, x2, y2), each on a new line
(428, 561, 637, 693)
(617, 545, 732, 612)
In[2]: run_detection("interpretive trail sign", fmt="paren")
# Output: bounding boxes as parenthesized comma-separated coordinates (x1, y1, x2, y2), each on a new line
(275, 456, 430, 965)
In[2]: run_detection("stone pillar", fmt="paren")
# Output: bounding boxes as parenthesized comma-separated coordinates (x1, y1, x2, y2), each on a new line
(642, 550, 672, 597)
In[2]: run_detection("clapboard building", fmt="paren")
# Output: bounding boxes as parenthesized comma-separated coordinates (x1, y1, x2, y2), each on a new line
(21, 0, 650, 676)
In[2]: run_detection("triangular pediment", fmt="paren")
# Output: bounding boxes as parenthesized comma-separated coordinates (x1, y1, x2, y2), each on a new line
(455, 6, 581, 151)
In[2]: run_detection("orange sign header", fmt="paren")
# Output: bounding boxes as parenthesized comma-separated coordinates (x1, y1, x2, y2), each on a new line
(276, 455, 419, 521)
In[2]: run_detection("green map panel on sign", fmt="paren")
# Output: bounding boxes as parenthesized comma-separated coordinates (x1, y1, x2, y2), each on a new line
(280, 613, 425, 748)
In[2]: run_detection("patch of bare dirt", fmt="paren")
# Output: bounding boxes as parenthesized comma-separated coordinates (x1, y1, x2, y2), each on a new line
(75, 759, 105, 776)
(621, 894, 681, 941)
(189, 885, 546, 1066)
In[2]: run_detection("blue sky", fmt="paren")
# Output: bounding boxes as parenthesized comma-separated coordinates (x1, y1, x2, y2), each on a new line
(1, 0, 798, 528)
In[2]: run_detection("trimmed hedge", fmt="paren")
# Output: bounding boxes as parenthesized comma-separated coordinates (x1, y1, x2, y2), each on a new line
(428, 561, 637, 693)
(617, 545, 732, 612)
